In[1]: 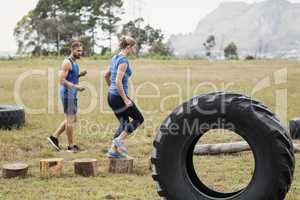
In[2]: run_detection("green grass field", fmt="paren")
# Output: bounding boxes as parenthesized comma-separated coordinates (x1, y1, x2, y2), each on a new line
(0, 58, 299, 200)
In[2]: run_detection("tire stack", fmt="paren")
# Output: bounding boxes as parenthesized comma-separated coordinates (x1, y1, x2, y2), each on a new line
(0, 105, 25, 130)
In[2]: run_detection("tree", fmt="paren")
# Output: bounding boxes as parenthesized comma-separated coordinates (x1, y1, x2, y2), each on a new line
(203, 35, 216, 57)
(32, 0, 72, 55)
(119, 18, 168, 55)
(14, 0, 124, 56)
(119, 18, 146, 55)
(149, 41, 173, 56)
(144, 25, 164, 46)
(224, 42, 239, 59)
(60, 36, 94, 56)
(14, 12, 41, 55)
(15, 0, 86, 55)
(98, 0, 123, 52)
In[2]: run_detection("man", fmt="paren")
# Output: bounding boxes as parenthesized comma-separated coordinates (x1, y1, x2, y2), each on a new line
(48, 41, 87, 153)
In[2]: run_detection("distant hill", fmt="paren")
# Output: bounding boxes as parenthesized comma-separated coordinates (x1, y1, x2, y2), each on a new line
(169, 0, 300, 58)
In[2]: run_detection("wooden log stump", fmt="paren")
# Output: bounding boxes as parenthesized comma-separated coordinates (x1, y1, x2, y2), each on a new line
(295, 144, 300, 153)
(108, 158, 134, 174)
(2, 163, 29, 178)
(40, 158, 64, 178)
(74, 158, 97, 177)
(194, 141, 300, 155)
(194, 141, 250, 155)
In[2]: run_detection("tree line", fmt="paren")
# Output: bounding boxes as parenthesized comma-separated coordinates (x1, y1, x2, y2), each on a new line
(14, 0, 173, 57)
(203, 35, 239, 60)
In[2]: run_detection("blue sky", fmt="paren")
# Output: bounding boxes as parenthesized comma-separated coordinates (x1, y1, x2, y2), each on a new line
(1, 0, 299, 53)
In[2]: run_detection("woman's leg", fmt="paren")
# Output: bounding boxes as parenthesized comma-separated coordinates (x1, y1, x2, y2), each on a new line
(113, 114, 130, 139)
(108, 93, 130, 153)
(117, 101, 144, 144)
(123, 102, 144, 135)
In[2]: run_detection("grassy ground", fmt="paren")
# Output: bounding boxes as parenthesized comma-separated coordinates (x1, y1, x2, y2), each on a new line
(0, 58, 299, 199)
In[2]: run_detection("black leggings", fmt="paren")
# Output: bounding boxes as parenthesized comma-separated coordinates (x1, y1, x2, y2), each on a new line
(108, 93, 144, 138)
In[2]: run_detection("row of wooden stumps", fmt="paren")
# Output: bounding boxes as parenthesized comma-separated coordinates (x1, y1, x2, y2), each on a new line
(2, 157, 134, 179)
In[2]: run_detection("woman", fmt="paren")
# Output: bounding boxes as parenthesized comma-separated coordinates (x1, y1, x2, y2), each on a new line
(104, 36, 144, 158)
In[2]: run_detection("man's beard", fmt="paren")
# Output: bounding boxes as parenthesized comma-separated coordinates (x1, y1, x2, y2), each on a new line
(73, 54, 81, 59)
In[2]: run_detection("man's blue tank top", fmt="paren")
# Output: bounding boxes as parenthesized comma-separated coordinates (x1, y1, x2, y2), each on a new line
(60, 58, 79, 99)
(109, 54, 132, 96)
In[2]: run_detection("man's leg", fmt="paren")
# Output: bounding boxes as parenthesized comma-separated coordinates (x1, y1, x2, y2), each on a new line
(66, 114, 76, 147)
(53, 120, 67, 138)
(48, 120, 67, 151)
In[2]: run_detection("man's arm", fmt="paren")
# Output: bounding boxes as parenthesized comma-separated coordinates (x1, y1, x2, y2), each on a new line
(59, 60, 74, 88)
(78, 70, 87, 78)
(59, 59, 85, 91)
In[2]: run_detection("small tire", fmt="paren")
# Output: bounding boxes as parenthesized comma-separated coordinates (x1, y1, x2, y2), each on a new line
(290, 118, 300, 140)
(0, 105, 25, 130)
(151, 92, 295, 200)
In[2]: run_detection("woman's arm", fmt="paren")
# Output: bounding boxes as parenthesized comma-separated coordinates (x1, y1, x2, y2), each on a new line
(116, 63, 132, 107)
(104, 67, 111, 86)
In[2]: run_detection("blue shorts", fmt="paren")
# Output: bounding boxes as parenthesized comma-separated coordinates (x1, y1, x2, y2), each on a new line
(61, 97, 77, 115)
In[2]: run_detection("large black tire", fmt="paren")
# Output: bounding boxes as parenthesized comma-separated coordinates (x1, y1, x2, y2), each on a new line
(290, 118, 300, 140)
(151, 92, 295, 200)
(0, 105, 25, 130)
